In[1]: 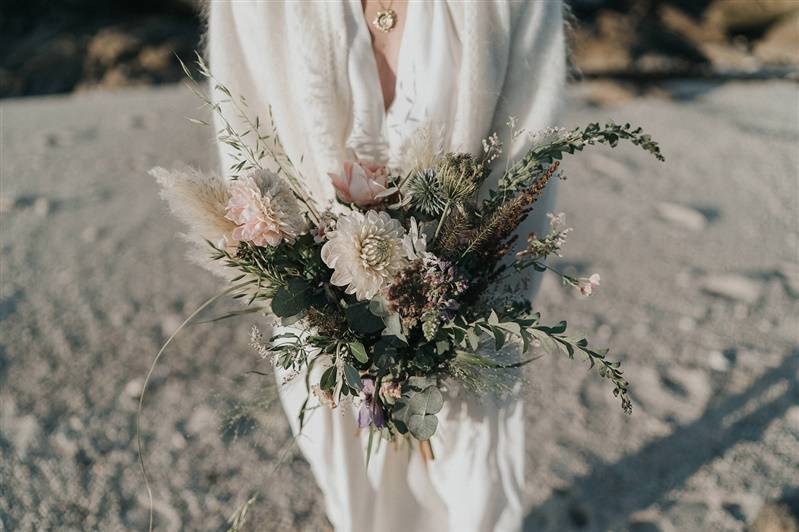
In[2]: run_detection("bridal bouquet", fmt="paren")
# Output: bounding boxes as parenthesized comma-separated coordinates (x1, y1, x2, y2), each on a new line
(149, 57, 663, 457)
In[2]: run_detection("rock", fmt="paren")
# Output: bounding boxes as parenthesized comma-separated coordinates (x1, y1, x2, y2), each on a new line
(160, 314, 183, 338)
(701, 275, 761, 304)
(86, 28, 141, 68)
(697, 42, 761, 73)
(81, 226, 99, 243)
(137, 46, 173, 72)
(657, 202, 708, 231)
(32, 197, 50, 217)
(756, 12, 799, 64)
(705, 0, 799, 35)
(12, 415, 40, 459)
(668, 501, 711, 530)
(571, 11, 633, 74)
(187, 405, 218, 435)
(124, 378, 143, 399)
(53, 431, 78, 457)
(171, 432, 187, 450)
(68, 416, 84, 432)
(752, 499, 799, 532)
(707, 350, 731, 371)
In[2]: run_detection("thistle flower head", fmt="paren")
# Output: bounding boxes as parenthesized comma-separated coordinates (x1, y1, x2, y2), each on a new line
(407, 168, 446, 215)
(435, 153, 484, 204)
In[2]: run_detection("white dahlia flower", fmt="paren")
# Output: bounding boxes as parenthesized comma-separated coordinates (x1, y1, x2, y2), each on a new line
(321, 210, 407, 300)
(225, 169, 306, 247)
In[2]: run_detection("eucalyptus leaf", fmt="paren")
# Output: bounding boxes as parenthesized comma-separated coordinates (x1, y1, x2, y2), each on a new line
(368, 295, 391, 317)
(392, 400, 410, 434)
(435, 339, 450, 355)
(466, 328, 480, 351)
(407, 376, 435, 390)
(319, 366, 337, 391)
(343, 364, 363, 392)
(408, 413, 438, 440)
(407, 386, 443, 416)
(348, 341, 369, 364)
(382, 313, 405, 340)
(271, 279, 311, 318)
(530, 328, 558, 353)
(499, 322, 521, 335)
(373, 336, 403, 369)
(346, 301, 385, 334)
(539, 321, 567, 335)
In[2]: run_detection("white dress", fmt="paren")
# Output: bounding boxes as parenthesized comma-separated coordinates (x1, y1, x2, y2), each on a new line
(207, 2, 565, 531)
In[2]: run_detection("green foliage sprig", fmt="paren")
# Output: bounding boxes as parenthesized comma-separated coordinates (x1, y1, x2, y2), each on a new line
(486, 122, 663, 213)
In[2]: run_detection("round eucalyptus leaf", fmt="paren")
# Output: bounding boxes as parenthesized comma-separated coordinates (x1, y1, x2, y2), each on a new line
(407, 386, 443, 416)
(408, 413, 438, 440)
(271, 279, 311, 318)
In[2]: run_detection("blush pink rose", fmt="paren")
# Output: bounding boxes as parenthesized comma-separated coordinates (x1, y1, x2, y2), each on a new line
(329, 161, 388, 206)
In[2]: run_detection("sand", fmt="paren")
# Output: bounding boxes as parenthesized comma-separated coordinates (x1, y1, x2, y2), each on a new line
(1, 80, 798, 531)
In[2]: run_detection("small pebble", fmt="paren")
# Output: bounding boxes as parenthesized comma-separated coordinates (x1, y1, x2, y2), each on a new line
(701, 275, 761, 304)
(13, 415, 40, 458)
(81, 226, 99, 243)
(124, 378, 143, 399)
(657, 202, 708, 231)
(68, 416, 84, 431)
(161, 314, 183, 337)
(171, 432, 187, 450)
(33, 197, 50, 217)
(752, 499, 799, 532)
(187, 405, 218, 435)
(53, 431, 78, 457)
(707, 350, 731, 371)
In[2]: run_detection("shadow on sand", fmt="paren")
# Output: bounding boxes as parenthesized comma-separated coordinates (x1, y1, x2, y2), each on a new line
(524, 347, 799, 531)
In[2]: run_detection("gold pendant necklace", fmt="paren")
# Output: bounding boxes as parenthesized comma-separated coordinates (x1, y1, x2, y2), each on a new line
(372, 0, 397, 33)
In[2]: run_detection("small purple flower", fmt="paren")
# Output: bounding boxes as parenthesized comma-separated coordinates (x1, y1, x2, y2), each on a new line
(357, 378, 385, 429)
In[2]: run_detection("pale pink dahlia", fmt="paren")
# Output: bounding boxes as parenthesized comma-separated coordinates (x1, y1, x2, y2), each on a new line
(224, 170, 305, 247)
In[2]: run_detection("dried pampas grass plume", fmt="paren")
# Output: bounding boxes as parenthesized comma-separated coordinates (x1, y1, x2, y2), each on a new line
(396, 123, 446, 173)
(150, 166, 238, 278)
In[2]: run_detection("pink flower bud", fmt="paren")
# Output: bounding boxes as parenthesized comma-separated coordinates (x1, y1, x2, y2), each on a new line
(328, 161, 389, 207)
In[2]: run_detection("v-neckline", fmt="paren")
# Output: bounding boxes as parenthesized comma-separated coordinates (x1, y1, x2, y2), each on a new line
(357, 0, 414, 119)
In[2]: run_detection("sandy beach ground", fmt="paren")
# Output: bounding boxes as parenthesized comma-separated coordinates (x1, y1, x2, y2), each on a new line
(1, 80, 798, 531)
